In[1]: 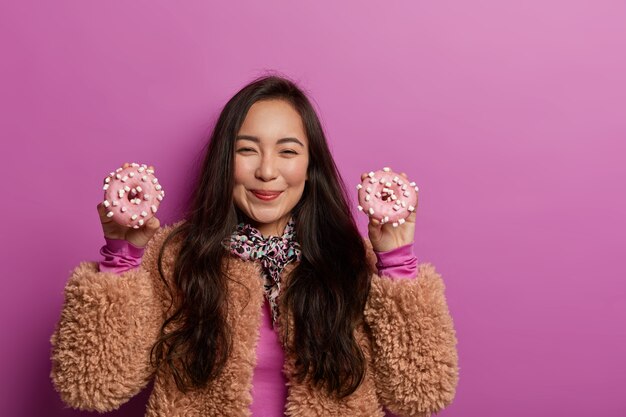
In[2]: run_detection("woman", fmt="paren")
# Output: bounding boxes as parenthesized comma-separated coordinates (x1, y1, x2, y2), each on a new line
(50, 74, 458, 416)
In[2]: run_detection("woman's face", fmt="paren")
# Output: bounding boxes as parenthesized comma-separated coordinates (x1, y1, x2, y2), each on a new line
(232, 99, 309, 237)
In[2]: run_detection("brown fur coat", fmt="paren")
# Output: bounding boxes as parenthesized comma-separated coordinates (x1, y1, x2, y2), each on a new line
(50, 220, 459, 416)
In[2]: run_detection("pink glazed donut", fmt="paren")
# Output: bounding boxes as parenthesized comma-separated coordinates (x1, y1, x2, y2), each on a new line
(356, 167, 418, 227)
(102, 163, 165, 229)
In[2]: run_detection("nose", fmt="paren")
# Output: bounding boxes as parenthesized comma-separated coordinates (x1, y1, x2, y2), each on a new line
(255, 153, 279, 181)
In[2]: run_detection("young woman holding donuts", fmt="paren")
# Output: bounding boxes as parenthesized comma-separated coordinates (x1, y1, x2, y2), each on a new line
(50, 75, 459, 416)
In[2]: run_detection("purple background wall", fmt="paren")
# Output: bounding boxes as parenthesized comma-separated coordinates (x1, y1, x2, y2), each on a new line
(1, 1, 625, 415)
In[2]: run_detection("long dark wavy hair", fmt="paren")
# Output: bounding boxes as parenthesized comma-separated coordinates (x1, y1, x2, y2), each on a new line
(150, 73, 371, 398)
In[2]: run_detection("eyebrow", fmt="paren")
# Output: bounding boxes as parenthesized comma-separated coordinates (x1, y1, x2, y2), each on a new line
(235, 135, 305, 147)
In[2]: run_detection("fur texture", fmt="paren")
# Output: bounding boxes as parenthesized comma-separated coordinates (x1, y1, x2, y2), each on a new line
(50, 221, 459, 416)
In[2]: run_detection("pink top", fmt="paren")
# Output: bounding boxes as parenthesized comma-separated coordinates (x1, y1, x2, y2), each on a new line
(99, 237, 417, 417)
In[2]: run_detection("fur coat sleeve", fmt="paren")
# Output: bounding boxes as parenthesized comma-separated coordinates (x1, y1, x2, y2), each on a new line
(363, 240, 459, 416)
(49, 225, 174, 412)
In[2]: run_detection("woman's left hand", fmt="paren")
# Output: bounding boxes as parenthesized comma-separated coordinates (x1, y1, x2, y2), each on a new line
(361, 172, 418, 252)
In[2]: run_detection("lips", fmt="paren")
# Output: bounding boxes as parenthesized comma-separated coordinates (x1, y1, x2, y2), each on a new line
(250, 190, 283, 200)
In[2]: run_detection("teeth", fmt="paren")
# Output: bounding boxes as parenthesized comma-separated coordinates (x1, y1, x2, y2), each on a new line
(103, 200, 110, 208)
(141, 211, 148, 217)
(103, 184, 109, 190)
(383, 167, 391, 172)
(357, 205, 363, 211)
(106, 211, 114, 218)
(356, 184, 362, 190)
(121, 207, 127, 212)
(368, 207, 375, 215)
(151, 205, 158, 213)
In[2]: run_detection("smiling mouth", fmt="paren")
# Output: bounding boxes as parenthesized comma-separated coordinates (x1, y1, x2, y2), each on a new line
(250, 190, 283, 200)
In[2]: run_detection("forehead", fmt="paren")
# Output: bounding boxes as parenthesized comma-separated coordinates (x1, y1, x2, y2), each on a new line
(237, 100, 308, 146)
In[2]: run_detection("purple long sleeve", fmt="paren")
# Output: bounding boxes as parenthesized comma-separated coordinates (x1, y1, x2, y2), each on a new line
(98, 237, 145, 273)
(373, 241, 418, 280)
(97, 238, 418, 416)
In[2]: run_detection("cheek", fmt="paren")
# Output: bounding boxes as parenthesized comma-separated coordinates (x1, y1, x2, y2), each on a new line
(284, 159, 308, 184)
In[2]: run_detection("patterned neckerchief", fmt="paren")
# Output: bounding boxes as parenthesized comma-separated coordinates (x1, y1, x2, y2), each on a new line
(221, 216, 302, 327)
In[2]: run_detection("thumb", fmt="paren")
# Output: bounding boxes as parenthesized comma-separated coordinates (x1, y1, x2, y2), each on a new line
(367, 216, 382, 243)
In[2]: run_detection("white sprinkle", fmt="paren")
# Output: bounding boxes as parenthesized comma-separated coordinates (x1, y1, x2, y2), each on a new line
(138, 166, 145, 172)
(121, 207, 127, 212)
(116, 167, 123, 172)
(141, 164, 147, 168)
(399, 218, 406, 225)
(368, 207, 375, 215)
(404, 191, 410, 197)
(152, 178, 158, 184)
(141, 211, 148, 217)
(398, 180, 403, 185)
(131, 214, 138, 220)
(408, 205, 415, 212)
(383, 167, 391, 172)
(105, 177, 110, 183)
(103, 200, 110, 208)
(129, 172, 135, 177)
(144, 194, 150, 200)
(112, 201, 119, 206)
(124, 186, 130, 192)
(146, 169, 154, 174)
(392, 222, 398, 228)
(138, 219, 144, 226)
(409, 182, 416, 186)
(116, 174, 121, 179)
(356, 184, 362, 190)
(357, 205, 363, 211)
(415, 186, 419, 192)
(102, 184, 109, 190)
(121, 175, 128, 182)
(379, 178, 384, 184)
(157, 195, 163, 201)
(142, 176, 147, 182)
(118, 190, 124, 198)
(155, 184, 162, 191)
(109, 171, 115, 176)
(130, 189, 137, 195)
(368, 171, 375, 178)
(393, 205, 400, 211)
(136, 186, 142, 192)
(365, 195, 370, 201)
(392, 176, 399, 183)
(366, 187, 371, 193)
(391, 195, 397, 201)
(369, 178, 377, 184)
(133, 225, 140, 229)
(383, 216, 389, 222)
(131, 163, 139, 167)
(401, 201, 406, 207)
(106, 211, 114, 218)
(375, 192, 381, 198)
(151, 205, 157, 213)
(384, 182, 391, 187)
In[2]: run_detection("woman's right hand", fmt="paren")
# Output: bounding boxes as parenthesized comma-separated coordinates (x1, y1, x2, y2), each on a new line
(97, 162, 161, 248)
